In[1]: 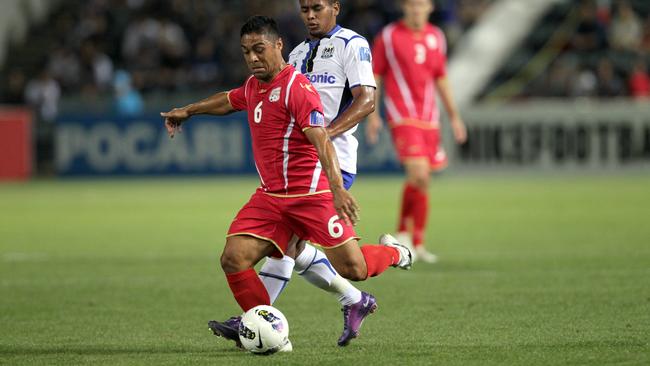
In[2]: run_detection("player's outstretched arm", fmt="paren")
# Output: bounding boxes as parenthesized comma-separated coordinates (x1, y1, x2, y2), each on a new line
(326, 86, 375, 138)
(365, 76, 384, 145)
(304, 127, 359, 226)
(161, 91, 236, 138)
(435, 76, 467, 144)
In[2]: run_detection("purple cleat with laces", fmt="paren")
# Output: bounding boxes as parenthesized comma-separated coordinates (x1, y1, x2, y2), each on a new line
(208, 316, 243, 348)
(337, 292, 378, 346)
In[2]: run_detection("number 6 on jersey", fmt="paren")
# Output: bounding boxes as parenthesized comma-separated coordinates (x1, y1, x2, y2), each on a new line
(254, 101, 263, 123)
(328, 215, 343, 238)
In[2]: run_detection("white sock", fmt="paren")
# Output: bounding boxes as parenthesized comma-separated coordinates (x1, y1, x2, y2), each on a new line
(259, 256, 295, 304)
(329, 274, 363, 306)
(294, 243, 362, 306)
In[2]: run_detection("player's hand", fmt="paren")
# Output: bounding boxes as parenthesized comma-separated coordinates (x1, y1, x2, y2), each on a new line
(161, 107, 190, 138)
(451, 117, 467, 144)
(332, 187, 360, 226)
(365, 114, 383, 145)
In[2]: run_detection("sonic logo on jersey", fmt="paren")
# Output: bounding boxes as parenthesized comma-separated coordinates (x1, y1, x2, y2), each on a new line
(269, 87, 281, 102)
(321, 45, 335, 59)
(305, 72, 337, 84)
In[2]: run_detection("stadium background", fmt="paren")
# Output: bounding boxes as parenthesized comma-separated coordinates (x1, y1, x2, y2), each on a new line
(1, 0, 649, 365)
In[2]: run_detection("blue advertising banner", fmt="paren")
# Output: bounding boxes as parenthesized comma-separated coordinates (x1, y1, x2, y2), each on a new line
(55, 113, 402, 176)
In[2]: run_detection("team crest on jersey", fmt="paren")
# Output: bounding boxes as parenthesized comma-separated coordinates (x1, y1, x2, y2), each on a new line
(269, 87, 281, 102)
(359, 47, 371, 62)
(426, 34, 438, 50)
(321, 45, 335, 59)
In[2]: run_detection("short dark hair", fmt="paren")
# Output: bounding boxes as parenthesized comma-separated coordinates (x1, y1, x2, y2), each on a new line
(240, 15, 280, 39)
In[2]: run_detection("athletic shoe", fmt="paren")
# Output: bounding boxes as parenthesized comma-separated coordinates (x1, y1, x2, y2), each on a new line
(208, 317, 242, 348)
(415, 246, 438, 263)
(395, 231, 417, 262)
(337, 291, 378, 346)
(379, 233, 413, 270)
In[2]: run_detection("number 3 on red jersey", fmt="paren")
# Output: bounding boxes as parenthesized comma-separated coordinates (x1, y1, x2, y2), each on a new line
(414, 44, 426, 64)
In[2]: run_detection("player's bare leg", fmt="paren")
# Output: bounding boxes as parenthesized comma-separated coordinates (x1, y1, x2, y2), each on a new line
(400, 158, 437, 263)
(220, 235, 278, 274)
(208, 235, 276, 348)
(324, 238, 412, 280)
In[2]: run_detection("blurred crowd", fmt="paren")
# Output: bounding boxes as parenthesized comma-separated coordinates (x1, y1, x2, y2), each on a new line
(3, 0, 649, 120)
(0, 0, 489, 121)
(0, 0, 490, 120)
(531, 0, 650, 99)
(3, 0, 649, 122)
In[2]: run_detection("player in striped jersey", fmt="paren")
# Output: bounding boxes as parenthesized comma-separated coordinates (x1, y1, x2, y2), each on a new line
(366, 0, 467, 263)
(260, 0, 383, 345)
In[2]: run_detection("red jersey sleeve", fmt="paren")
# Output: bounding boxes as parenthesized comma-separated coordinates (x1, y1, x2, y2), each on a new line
(432, 26, 447, 56)
(227, 78, 250, 111)
(371, 31, 388, 77)
(432, 51, 447, 79)
(287, 74, 325, 131)
(431, 26, 447, 79)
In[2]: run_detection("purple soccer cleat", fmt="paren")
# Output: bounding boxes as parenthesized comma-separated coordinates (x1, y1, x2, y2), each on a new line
(208, 316, 243, 349)
(337, 292, 378, 346)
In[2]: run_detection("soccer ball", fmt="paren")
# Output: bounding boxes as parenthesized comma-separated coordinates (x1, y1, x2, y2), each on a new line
(238, 305, 290, 354)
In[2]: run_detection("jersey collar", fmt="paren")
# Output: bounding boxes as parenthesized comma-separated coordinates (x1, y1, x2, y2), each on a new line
(398, 20, 429, 34)
(325, 24, 342, 37)
(257, 64, 291, 89)
(305, 24, 341, 43)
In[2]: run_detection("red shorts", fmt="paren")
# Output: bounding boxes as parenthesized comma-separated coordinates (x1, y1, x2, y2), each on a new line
(391, 124, 448, 171)
(227, 190, 358, 258)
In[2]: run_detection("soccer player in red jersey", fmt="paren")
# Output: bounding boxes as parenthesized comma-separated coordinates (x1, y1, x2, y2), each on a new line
(366, 0, 467, 263)
(161, 15, 412, 348)
(204, 2, 388, 348)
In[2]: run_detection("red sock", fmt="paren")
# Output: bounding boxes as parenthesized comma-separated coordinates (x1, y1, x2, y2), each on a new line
(225, 268, 270, 312)
(398, 184, 417, 232)
(411, 186, 429, 247)
(361, 245, 400, 278)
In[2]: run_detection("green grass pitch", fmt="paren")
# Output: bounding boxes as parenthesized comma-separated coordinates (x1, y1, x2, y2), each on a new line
(1, 175, 649, 365)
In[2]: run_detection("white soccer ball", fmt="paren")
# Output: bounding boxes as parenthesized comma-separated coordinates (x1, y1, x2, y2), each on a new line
(238, 305, 290, 354)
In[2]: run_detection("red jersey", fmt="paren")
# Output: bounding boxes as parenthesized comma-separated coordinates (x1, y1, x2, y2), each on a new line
(228, 65, 329, 196)
(372, 21, 447, 128)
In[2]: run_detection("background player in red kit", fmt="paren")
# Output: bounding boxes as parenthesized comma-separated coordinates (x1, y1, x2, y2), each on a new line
(161, 15, 412, 331)
(366, 0, 467, 263)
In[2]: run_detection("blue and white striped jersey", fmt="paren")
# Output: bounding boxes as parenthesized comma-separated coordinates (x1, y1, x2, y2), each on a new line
(288, 25, 376, 174)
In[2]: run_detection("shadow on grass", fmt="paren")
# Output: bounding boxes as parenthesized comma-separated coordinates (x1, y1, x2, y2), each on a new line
(0, 345, 243, 356)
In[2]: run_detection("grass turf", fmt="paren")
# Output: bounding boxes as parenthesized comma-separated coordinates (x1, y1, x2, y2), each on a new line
(1, 175, 649, 365)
